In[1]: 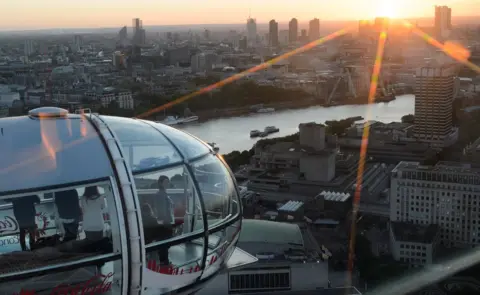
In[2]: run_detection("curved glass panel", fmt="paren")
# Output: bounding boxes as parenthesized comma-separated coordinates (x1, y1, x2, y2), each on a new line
(0, 179, 123, 294)
(0, 116, 113, 194)
(100, 116, 182, 172)
(152, 122, 210, 160)
(201, 167, 241, 280)
(136, 165, 206, 294)
(192, 154, 237, 227)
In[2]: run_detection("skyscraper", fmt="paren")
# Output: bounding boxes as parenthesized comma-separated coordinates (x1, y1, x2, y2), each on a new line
(289, 18, 298, 43)
(309, 18, 320, 41)
(435, 6, 452, 39)
(24, 40, 34, 60)
(269, 20, 279, 47)
(119, 26, 128, 47)
(414, 62, 457, 147)
(73, 35, 82, 52)
(246, 18, 257, 48)
(132, 18, 146, 45)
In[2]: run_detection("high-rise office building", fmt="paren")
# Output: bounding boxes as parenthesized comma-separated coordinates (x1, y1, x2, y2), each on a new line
(309, 18, 320, 41)
(119, 26, 128, 47)
(289, 18, 298, 43)
(414, 63, 457, 147)
(73, 35, 82, 52)
(246, 18, 257, 48)
(24, 40, 34, 57)
(269, 19, 279, 47)
(132, 18, 146, 45)
(435, 6, 452, 39)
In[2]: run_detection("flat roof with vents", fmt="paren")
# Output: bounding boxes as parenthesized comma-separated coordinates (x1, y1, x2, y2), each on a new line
(278, 201, 304, 212)
(318, 191, 351, 202)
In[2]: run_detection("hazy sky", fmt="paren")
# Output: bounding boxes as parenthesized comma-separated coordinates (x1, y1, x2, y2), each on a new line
(1, 0, 478, 30)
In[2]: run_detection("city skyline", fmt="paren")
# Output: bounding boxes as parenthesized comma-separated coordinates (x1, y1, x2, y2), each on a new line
(1, 0, 478, 30)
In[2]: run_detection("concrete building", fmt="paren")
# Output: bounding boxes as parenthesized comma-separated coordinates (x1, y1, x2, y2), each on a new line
(248, 123, 336, 194)
(390, 222, 440, 267)
(279, 30, 290, 46)
(269, 20, 279, 47)
(24, 40, 34, 57)
(309, 18, 320, 41)
(390, 161, 480, 249)
(413, 63, 458, 148)
(73, 35, 83, 52)
(0, 85, 20, 108)
(132, 18, 146, 45)
(98, 88, 134, 109)
(435, 6, 452, 40)
(197, 219, 331, 295)
(247, 18, 257, 48)
(464, 136, 480, 163)
(118, 26, 128, 47)
(289, 18, 298, 43)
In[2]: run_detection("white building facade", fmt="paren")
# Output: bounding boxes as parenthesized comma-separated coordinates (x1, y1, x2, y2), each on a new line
(390, 161, 480, 249)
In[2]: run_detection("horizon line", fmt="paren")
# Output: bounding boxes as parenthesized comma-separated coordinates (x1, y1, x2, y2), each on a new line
(1, 14, 478, 33)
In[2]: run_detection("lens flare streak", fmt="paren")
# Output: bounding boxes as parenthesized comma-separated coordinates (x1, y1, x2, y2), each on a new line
(346, 29, 388, 287)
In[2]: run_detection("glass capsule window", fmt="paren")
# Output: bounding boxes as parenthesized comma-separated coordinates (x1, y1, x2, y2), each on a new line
(134, 165, 204, 245)
(101, 116, 183, 172)
(0, 179, 124, 295)
(151, 122, 211, 160)
(192, 154, 237, 226)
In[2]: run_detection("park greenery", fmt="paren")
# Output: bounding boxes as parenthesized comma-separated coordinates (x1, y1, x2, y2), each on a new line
(120, 79, 311, 119)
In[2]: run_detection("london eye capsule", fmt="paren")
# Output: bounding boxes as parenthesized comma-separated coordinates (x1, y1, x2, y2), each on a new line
(0, 107, 255, 295)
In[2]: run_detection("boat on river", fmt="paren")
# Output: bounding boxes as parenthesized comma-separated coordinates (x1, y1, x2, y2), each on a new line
(160, 115, 199, 126)
(250, 130, 261, 138)
(257, 108, 275, 113)
(264, 126, 279, 134)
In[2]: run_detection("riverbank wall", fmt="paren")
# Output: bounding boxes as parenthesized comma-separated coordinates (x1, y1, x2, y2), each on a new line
(195, 94, 402, 123)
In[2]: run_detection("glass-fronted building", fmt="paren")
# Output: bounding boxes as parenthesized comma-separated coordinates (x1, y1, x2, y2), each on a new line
(0, 107, 250, 294)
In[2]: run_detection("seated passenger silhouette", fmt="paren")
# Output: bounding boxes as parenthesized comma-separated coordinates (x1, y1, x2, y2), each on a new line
(54, 189, 81, 242)
(7, 195, 40, 251)
(81, 186, 105, 241)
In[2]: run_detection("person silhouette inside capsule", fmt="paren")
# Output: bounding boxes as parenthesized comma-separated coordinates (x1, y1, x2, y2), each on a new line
(142, 175, 174, 266)
(7, 195, 40, 251)
(81, 186, 105, 241)
(54, 189, 82, 242)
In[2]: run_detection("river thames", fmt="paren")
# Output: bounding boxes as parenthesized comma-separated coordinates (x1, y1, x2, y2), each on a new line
(178, 94, 415, 154)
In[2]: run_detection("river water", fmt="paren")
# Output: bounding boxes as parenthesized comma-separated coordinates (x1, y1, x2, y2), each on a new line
(178, 94, 415, 154)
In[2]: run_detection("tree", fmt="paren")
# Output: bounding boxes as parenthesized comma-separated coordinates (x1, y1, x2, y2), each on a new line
(401, 114, 414, 124)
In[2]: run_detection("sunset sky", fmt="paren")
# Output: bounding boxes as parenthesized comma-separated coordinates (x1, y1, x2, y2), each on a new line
(1, 0, 478, 30)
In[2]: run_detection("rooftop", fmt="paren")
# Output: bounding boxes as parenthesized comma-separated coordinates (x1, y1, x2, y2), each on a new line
(239, 219, 304, 247)
(278, 201, 304, 212)
(260, 142, 335, 156)
(318, 191, 351, 202)
(391, 222, 439, 244)
(392, 161, 480, 175)
(238, 219, 322, 262)
(277, 287, 362, 295)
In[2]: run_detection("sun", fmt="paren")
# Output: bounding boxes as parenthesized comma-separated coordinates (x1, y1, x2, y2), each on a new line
(376, 0, 397, 18)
